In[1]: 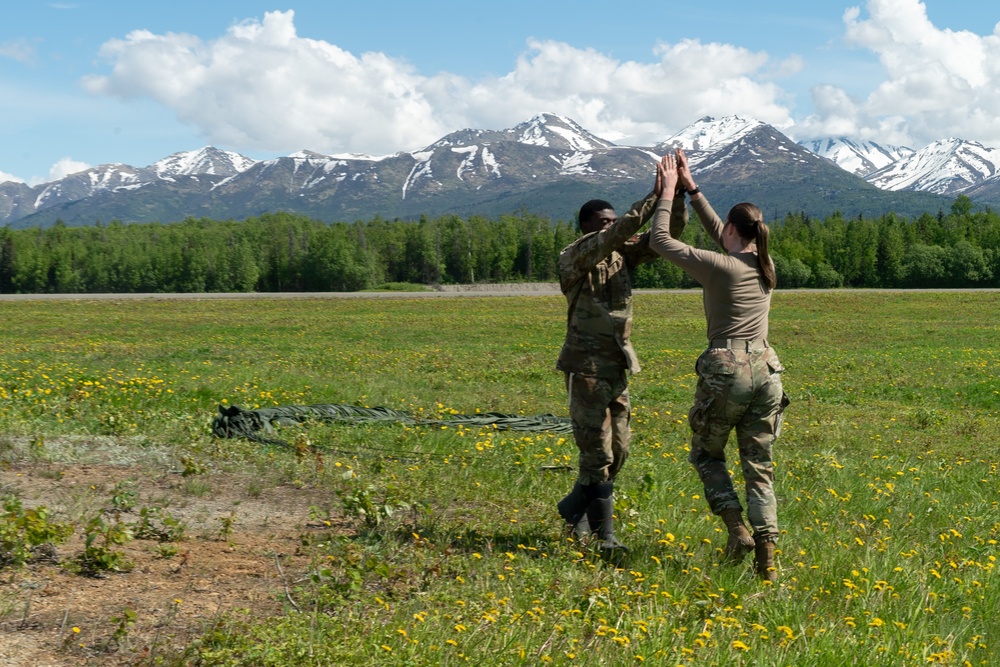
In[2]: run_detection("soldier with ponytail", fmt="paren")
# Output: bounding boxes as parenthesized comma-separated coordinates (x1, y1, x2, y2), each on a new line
(649, 150, 789, 581)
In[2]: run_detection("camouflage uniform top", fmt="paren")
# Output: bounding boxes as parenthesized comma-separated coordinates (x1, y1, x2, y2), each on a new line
(649, 195, 771, 342)
(557, 192, 687, 378)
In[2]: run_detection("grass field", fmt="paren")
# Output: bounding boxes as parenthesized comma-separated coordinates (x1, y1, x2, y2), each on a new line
(1, 290, 998, 666)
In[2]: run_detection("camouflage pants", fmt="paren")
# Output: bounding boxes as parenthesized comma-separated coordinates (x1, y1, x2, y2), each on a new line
(565, 371, 630, 485)
(687, 347, 788, 543)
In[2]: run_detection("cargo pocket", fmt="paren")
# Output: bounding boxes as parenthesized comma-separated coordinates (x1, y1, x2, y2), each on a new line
(688, 397, 715, 436)
(765, 350, 785, 375)
(774, 391, 791, 438)
(697, 349, 736, 377)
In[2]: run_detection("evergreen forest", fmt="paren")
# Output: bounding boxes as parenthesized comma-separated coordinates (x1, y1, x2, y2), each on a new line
(0, 195, 997, 293)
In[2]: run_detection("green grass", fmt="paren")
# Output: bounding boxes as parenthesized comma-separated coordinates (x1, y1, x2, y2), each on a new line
(1, 291, 998, 666)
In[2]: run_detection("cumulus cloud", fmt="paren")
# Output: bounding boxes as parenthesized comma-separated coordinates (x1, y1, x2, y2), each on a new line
(82, 10, 794, 155)
(456, 38, 794, 147)
(799, 0, 1000, 147)
(47, 158, 92, 181)
(0, 170, 25, 184)
(83, 11, 462, 156)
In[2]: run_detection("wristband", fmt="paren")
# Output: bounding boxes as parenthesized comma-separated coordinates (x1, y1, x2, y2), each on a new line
(687, 187, 701, 195)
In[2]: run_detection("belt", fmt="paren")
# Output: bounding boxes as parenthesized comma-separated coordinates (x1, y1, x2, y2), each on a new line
(709, 337, 769, 351)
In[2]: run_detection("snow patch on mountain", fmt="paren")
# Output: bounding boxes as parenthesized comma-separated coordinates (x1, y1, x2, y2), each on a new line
(402, 151, 434, 199)
(481, 147, 501, 178)
(329, 152, 386, 161)
(551, 152, 594, 175)
(453, 146, 479, 180)
(88, 166, 140, 189)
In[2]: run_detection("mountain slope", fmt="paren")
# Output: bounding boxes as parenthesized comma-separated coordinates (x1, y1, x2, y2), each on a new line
(864, 139, 1000, 194)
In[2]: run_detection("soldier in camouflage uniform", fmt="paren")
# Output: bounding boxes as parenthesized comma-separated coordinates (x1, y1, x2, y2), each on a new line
(650, 151, 789, 580)
(556, 168, 687, 553)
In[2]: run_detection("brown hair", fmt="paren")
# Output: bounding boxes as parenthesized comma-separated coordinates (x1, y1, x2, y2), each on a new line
(727, 202, 776, 290)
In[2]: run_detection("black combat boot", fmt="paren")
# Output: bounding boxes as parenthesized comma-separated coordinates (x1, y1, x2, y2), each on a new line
(556, 482, 590, 538)
(584, 482, 627, 552)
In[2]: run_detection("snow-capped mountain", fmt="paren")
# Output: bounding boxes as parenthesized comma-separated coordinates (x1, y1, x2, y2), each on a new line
(426, 113, 616, 153)
(797, 137, 914, 176)
(510, 113, 616, 151)
(657, 116, 765, 154)
(151, 147, 257, 178)
(864, 138, 1000, 194)
(0, 114, 973, 229)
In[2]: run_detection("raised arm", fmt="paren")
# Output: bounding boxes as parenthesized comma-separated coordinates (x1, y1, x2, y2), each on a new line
(649, 153, 731, 283)
(675, 148, 725, 249)
(558, 161, 669, 287)
(559, 192, 658, 281)
(650, 154, 681, 257)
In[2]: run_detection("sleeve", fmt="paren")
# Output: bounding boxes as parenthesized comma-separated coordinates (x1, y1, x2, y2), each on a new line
(691, 196, 726, 250)
(622, 192, 687, 268)
(649, 196, 730, 285)
(559, 191, 658, 287)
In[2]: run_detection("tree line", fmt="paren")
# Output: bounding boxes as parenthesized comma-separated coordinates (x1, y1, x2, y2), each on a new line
(0, 196, 997, 293)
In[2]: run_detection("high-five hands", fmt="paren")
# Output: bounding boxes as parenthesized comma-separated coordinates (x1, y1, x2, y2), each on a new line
(675, 148, 697, 194)
(657, 153, 678, 200)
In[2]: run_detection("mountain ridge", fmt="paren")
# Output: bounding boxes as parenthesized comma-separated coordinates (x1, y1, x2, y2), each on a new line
(0, 114, 989, 229)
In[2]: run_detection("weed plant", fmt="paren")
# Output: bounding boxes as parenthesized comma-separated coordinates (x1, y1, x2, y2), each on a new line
(0, 292, 997, 665)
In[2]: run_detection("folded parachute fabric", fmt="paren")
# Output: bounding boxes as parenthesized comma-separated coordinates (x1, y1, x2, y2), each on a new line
(212, 403, 573, 446)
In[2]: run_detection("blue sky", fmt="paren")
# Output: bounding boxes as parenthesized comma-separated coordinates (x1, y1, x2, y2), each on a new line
(2, 0, 999, 185)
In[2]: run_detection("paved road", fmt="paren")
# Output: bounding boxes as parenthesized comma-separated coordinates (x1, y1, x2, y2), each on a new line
(0, 283, 560, 300)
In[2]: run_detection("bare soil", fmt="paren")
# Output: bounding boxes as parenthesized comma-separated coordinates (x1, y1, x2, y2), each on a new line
(0, 454, 345, 666)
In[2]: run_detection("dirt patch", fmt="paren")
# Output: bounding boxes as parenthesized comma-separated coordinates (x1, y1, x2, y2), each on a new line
(0, 457, 343, 666)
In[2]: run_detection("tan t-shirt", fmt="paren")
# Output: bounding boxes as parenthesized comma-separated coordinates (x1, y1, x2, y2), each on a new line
(649, 196, 770, 342)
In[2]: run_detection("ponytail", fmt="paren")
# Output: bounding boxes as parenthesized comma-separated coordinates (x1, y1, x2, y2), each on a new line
(727, 202, 776, 290)
(756, 222, 776, 290)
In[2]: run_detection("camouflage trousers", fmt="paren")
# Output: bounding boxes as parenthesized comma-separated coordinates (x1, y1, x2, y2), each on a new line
(687, 346, 789, 543)
(565, 371, 630, 485)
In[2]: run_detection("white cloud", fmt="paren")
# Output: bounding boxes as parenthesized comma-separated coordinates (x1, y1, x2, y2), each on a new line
(82, 10, 794, 155)
(0, 170, 25, 185)
(83, 11, 453, 155)
(48, 158, 92, 181)
(456, 39, 794, 147)
(0, 39, 36, 64)
(800, 0, 1000, 148)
